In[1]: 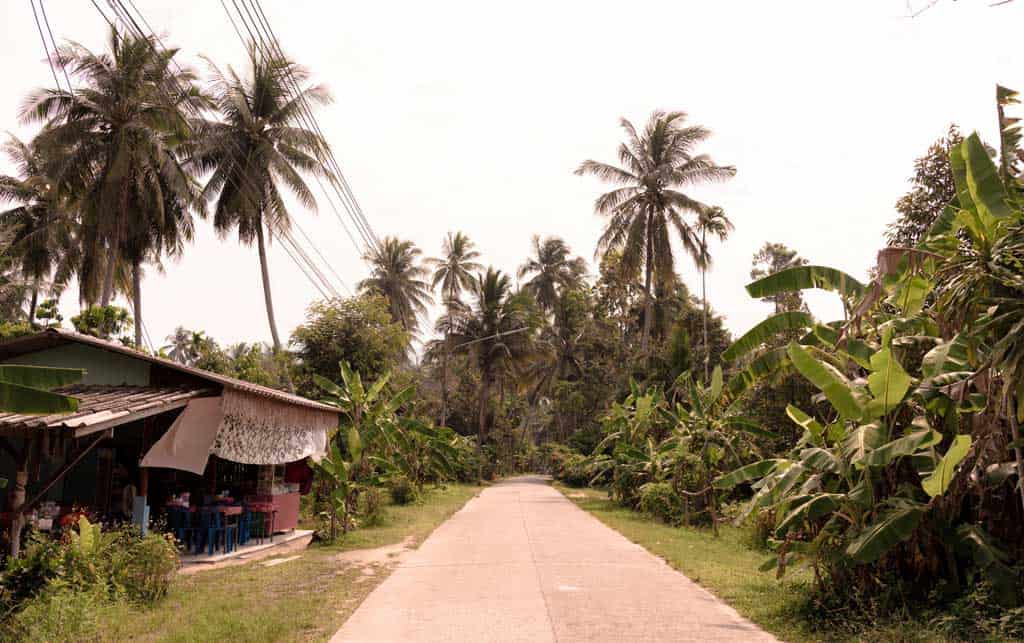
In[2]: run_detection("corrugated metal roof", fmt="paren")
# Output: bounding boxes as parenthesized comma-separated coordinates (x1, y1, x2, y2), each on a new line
(0, 384, 216, 431)
(0, 329, 340, 415)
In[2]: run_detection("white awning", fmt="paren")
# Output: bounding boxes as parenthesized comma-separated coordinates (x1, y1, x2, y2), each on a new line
(140, 397, 223, 474)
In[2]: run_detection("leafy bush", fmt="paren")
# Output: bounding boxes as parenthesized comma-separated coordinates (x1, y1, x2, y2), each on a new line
(0, 582, 106, 641)
(389, 476, 419, 505)
(0, 517, 180, 635)
(110, 529, 179, 603)
(361, 487, 386, 526)
(637, 482, 683, 525)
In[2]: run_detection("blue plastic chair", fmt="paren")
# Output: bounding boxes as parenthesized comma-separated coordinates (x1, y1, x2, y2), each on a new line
(166, 507, 195, 551)
(197, 509, 237, 556)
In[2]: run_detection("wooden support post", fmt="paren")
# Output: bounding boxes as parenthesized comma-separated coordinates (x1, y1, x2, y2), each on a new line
(9, 437, 34, 559)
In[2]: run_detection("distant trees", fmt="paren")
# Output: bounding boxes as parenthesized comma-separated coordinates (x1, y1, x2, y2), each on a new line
(750, 242, 808, 313)
(426, 231, 482, 424)
(290, 294, 408, 396)
(886, 125, 962, 248)
(518, 236, 587, 314)
(359, 237, 432, 337)
(576, 111, 734, 354)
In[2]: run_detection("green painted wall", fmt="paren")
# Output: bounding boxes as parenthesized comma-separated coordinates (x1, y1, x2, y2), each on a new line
(1, 343, 150, 386)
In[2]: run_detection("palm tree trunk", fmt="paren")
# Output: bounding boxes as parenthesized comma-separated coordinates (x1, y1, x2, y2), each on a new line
(132, 259, 143, 348)
(100, 254, 116, 307)
(640, 212, 654, 356)
(702, 229, 709, 383)
(1007, 390, 1024, 514)
(256, 222, 284, 353)
(28, 281, 39, 328)
(478, 370, 491, 447)
(256, 222, 296, 393)
(440, 328, 450, 426)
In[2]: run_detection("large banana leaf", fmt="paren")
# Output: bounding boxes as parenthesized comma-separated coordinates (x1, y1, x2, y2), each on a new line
(921, 434, 972, 497)
(921, 333, 970, 378)
(846, 499, 926, 563)
(863, 429, 941, 467)
(0, 365, 84, 390)
(962, 132, 1014, 220)
(746, 265, 865, 300)
(725, 347, 789, 399)
(865, 343, 912, 418)
(0, 365, 84, 414)
(844, 422, 886, 467)
(788, 342, 863, 420)
(786, 404, 824, 446)
(722, 311, 814, 361)
(0, 382, 79, 415)
(775, 493, 843, 537)
(713, 459, 786, 490)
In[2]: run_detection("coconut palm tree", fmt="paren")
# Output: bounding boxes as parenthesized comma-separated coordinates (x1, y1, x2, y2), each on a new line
(694, 206, 733, 381)
(0, 135, 74, 324)
(163, 326, 208, 365)
(189, 47, 333, 355)
(359, 236, 432, 336)
(426, 231, 482, 424)
(575, 111, 735, 354)
(451, 268, 533, 447)
(517, 235, 587, 313)
(21, 29, 203, 345)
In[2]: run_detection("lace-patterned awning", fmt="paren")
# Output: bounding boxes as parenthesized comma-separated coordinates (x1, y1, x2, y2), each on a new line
(142, 390, 333, 473)
(210, 390, 332, 464)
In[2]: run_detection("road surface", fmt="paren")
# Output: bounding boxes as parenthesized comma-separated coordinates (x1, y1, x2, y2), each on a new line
(333, 475, 777, 642)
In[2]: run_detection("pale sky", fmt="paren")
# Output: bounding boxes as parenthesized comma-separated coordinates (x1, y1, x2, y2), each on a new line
(1, 0, 1022, 351)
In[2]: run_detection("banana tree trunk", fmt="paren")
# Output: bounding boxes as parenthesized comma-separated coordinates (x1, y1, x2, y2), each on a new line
(1007, 390, 1024, 514)
(132, 259, 143, 348)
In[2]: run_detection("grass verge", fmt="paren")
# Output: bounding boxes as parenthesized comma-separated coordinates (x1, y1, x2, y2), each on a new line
(556, 484, 958, 643)
(91, 483, 480, 642)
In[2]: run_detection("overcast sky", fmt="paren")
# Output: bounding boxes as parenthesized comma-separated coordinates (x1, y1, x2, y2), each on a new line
(1, 0, 1022, 351)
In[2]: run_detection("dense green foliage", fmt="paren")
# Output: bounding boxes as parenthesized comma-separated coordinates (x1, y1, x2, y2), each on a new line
(0, 517, 179, 638)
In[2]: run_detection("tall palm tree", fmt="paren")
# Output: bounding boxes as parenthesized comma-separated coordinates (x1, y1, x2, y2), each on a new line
(517, 235, 587, 313)
(22, 29, 204, 346)
(451, 268, 533, 448)
(426, 231, 482, 424)
(576, 110, 735, 354)
(694, 206, 733, 382)
(190, 48, 333, 355)
(359, 236, 432, 335)
(0, 135, 73, 324)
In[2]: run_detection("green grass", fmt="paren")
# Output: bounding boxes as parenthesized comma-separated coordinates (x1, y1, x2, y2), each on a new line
(556, 484, 959, 643)
(91, 483, 481, 642)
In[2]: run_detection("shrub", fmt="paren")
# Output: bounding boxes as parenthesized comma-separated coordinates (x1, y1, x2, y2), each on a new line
(361, 487, 386, 526)
(637, 482, 683, 525)
(0, 582, 106, 641)
(389, 476, 419, 505)
(110, 529, 179, 603)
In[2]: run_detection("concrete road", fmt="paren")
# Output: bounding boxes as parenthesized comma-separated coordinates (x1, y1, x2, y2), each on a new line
(332, 475, 777, 642)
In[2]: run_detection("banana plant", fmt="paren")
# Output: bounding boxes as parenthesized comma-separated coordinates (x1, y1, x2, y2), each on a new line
(0, 364, 83, 413)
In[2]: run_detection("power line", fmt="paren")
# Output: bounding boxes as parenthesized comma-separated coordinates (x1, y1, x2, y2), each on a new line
(38, 1, 73, 94)
(250, 0, 380, 250)
(95, 0, 346, 301)
(227, 0, 377, 253)
(29, 0, 64, 94)
(232, 0, 381, 252)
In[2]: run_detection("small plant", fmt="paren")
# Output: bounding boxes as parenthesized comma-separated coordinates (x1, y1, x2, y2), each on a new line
(637, 482, 683, 525)
(389, 476, 418, 505)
